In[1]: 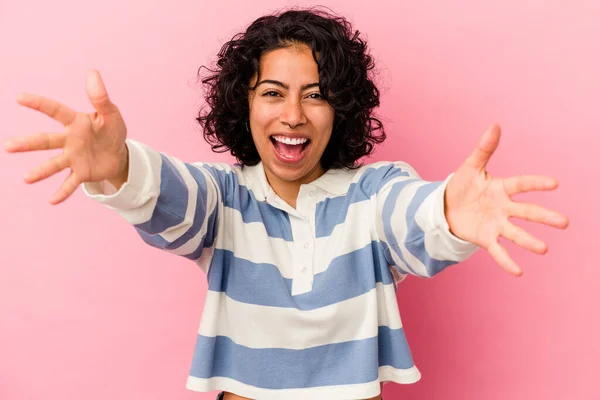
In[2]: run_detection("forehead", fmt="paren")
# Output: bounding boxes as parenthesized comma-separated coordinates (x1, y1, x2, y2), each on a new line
(257, 44, 320, 82)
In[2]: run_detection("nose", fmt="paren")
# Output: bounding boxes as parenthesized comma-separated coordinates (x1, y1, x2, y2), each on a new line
(280, 98, 307, 129)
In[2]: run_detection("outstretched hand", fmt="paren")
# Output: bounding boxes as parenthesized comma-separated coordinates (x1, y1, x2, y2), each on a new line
(444, 124, 569, 276)
(4, 70, 128, 204)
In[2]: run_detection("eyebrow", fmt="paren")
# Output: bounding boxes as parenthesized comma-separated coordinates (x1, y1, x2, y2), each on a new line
(254, 79, 320, 91)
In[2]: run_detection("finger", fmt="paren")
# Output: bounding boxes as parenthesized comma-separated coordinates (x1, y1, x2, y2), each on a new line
(24, 154, 69, 184)
(3, 132, 66, 153)
(16, 93, 76, 126)
(488, 241, 523, 277)
(501, 221, 547, 255)
(463, 124, 501, 171)
(86, 70, 118, 116)
(49, 171, 80, 205)
(508, 202, 570, 229)
(503, 175, 558, 196)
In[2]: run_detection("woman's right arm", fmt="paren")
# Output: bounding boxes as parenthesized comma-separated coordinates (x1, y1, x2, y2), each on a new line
(4, 69, 221, 262)
(83, 138, 221, 262)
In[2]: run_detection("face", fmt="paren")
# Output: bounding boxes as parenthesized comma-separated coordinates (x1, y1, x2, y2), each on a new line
(248, 44, 335, 188)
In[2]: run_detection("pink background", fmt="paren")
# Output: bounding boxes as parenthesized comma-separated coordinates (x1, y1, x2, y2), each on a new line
(1, 0, 598, 399)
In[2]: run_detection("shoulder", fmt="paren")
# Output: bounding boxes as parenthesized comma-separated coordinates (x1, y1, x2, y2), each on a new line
(314, 161, 422, 198)
(351, 161, 422, 192)
(187, 162, 249, 190)
(189, 162, 272, 201)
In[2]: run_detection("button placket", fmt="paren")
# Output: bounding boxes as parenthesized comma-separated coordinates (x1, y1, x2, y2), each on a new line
(289, 185, 318, 295)
(295, 224, 313, 277)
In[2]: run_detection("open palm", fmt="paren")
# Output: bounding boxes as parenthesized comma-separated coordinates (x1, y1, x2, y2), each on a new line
(444, 124, 569, 276)
(4, 70, 128, 204)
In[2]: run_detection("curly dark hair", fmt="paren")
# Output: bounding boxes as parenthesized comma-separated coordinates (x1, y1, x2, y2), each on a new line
(197, 6, 385, 170)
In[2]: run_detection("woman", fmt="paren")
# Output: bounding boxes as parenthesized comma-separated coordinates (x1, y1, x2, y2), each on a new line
(4, 7, 568, 400)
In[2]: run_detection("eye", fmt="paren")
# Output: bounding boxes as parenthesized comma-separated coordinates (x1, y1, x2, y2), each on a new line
(307, 93, 324, 100)
(263, 91, 281, 97)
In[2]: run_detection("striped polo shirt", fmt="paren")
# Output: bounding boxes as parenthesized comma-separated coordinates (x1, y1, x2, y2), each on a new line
(83, 139, 478, 400)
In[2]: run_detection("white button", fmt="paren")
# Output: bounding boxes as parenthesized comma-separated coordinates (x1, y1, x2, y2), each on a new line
(301, 266, 307, 273)
(308, 191, 316, 197)
(303, 242, 310, 249)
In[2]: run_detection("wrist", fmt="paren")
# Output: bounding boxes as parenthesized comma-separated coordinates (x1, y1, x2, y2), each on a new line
(108, 144, 129, 190)
(444, 181, 462, 239)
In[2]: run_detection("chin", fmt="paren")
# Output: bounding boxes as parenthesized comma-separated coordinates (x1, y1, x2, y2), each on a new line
(265, 159, 316, 183)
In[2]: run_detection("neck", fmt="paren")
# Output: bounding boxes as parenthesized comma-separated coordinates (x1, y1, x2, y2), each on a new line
(264, 163, 325, 208)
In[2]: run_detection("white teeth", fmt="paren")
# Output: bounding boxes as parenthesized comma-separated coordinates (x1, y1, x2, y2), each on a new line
(272, 135, 308, 145)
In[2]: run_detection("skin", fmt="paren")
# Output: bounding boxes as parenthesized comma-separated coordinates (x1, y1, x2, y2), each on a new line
(247, 43, 335, 208)
(223, 385, 384, 400)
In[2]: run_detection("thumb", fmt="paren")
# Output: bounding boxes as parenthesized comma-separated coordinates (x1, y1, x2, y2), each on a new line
(86, 70, 118, 115)
(463, 124, 501, 171)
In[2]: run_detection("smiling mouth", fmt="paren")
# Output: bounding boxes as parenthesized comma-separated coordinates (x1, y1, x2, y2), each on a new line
(270, 135, 311, 162)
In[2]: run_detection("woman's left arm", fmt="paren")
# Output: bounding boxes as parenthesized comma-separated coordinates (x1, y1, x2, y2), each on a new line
(376, 124, 569, 279)
(375, 162, 479, 279)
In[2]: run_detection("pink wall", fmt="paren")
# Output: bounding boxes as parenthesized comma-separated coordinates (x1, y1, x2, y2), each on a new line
(1, 0, 597, 399)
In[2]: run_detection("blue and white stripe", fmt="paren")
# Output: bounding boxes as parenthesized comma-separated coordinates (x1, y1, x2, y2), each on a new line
(83, 139, 478, 400)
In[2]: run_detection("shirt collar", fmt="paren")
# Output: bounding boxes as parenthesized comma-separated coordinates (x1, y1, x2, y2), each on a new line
(244, 162, 353, 200)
